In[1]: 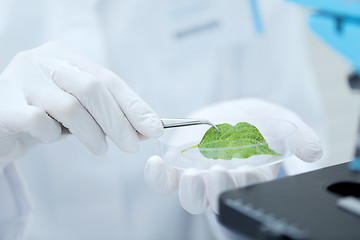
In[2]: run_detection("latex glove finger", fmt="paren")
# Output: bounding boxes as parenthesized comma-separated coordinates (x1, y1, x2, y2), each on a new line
(26, 87, 107, 155)
(51, 66, 140, 153)
(0, 102, 61, 157)
(0, 89, 61, 162)
(206, 166, 237, 214)
(291, 118, 322, 162)
(231, 165, 276, 189)
(144, 155, 179, 195)
(178, 169, 207, 214)
(0, 89, 61, 143)
(36, 42, 164, 140)
(255, 99, 322, 162)
(8, 106, 61, 143)
(108, 80, 163, 139)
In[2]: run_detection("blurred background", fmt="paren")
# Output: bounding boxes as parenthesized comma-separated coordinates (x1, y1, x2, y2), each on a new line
(302, 8, 360, 166)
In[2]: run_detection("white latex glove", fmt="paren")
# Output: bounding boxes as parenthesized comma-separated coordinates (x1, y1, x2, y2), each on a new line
(0, 41, 163, 165)
(145, 98, 322, 214)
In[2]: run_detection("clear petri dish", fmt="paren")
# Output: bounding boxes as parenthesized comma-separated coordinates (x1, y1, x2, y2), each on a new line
(158, 118, 297, 171)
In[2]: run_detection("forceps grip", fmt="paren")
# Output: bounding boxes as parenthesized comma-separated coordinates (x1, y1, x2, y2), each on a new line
(161, 118, 220, 132)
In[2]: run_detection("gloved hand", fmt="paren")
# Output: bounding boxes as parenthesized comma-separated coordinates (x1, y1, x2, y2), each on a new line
(0, 41, 163, 165)
(145, 98, 322, 214)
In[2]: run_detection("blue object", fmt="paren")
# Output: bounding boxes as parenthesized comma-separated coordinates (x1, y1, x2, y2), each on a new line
(288, 0, 360, 170)
(249, 0, 263, 33)
(288, 0, 360, 19)
(288, 0, 360, 75)
(309, 14, 360, 75)
(349, 157, 360, 171)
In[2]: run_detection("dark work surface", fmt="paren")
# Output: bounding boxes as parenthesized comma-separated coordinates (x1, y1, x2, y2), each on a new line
(219, 163, 360, 240)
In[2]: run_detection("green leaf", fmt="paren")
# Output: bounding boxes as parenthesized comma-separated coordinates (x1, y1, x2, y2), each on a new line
(195, 122, 280, 160)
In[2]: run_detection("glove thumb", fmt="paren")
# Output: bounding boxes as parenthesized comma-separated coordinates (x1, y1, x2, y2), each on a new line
(293, 120, 323, 162)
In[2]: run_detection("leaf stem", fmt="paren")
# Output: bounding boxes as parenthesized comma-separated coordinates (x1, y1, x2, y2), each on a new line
(180, 145, 198, 153)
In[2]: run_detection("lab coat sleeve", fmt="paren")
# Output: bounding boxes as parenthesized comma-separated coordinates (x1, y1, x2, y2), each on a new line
(0, 162, 31, 240)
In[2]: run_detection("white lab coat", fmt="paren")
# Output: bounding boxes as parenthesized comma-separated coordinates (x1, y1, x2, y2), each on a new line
(0, 0, 328, 239)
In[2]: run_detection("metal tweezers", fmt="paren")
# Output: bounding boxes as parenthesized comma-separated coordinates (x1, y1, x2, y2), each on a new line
(161, 118, 220, 132)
